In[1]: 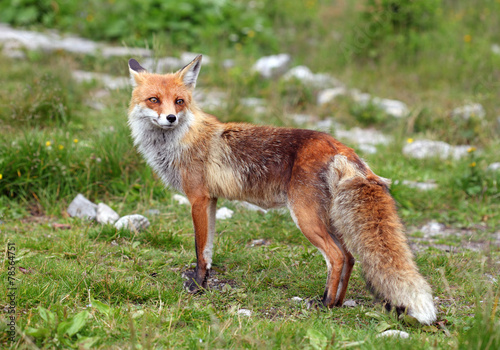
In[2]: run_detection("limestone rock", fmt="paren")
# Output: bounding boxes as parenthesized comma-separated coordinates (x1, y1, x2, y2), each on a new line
(96, 203, 120, 225)
(67, 194, 97, 220)
(114, 215, 150, 232)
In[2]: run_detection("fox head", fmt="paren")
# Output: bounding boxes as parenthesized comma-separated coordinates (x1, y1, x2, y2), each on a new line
(128, 55, 202, 130)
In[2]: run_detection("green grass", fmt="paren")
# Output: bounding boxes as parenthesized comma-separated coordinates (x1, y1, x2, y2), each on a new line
(1, 0, 500, 348)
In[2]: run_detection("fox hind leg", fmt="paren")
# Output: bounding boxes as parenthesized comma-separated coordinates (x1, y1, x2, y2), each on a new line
(289, 204, 346, 308)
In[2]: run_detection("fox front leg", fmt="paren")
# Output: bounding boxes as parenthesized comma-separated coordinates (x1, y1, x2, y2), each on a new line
(184, 195, 217, 293)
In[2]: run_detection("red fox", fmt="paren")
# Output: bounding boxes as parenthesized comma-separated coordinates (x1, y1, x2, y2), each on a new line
(127, 55, 437, 324)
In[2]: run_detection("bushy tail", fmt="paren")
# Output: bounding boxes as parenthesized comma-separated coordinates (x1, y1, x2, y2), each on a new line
(329, 163, 436, 324)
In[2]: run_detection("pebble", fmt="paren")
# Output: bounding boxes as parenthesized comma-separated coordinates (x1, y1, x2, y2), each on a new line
(114, 215, 150, 232)
(252, 54, 291, 78)
(376, 330, 409, 338)
(403, 140, 471, 160)
(173, 194, 190, 205)
(487, 162, 500, 172)
(216, 207, 234, 220)
(96, 203, 120, 225)
(452, 103, 485, 120)
(67, 194, 98, 220)
(420, 221, 446, 237)
(237, 309, 253, 317)
(342, 299, 357, 307)
(402, 180, 438, 191)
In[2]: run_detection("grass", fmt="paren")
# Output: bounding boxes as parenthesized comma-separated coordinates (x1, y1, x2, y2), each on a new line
(1, 0, 500, 348)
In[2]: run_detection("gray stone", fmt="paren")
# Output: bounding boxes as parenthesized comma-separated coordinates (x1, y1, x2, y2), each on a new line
(317, 87, 348, 105)
(237, 309, 252, 317)
(238, 201, 268, 214)
(420, 221, 446, 237)
(377, 330, 409, 338)
(216, 207, 234, 220)
(402, 180, 438, 191)
(342, 299, 357, 307)
(100, 46, 152, 58)
(452, 103, 485, 120)
(350, 89, 409, 118)
(487, 162, 500, 172)
(96, 203, 120, 225)
(72, 70, 129, 89)
(284, 65, 342, 89)
(67, 194, 97, 220)
(491, 44, 500, 55)
(146, 209, 161, 216)
(403, 140, 471, 160)
(252, 54, 291, 78)
(173, 194, 190, 205)
(114, 215, 150, 232)
(335, 127, 392, 146)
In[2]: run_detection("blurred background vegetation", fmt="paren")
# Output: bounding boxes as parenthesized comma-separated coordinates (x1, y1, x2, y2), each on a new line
(0, 0, 499, 226)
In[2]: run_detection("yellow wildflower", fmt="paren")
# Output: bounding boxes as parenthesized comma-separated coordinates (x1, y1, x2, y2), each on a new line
(467, 147, 476, 153)
(46, 141, 51, 147)
(58, 145, 64, 150)
(247, 30, 255, 38)
(0, 174, 2, 180)
(464, 34, 472, 43)
(73, 139, 79, 143)
(470, 162, 476, 167)
(407, 138, 414, 144)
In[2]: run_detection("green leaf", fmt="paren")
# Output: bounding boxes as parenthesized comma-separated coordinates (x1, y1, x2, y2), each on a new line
(306, 328, 328, 350)
(375, 321, 393, 333)
(92, 299, 111, 316)
(37, 306, 55, 326)
(365, 311, 385, 320)
(25, 327, 51, 339)
(58, 311, 89, 337)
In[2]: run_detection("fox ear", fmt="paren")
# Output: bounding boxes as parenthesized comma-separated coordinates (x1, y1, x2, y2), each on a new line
(128, 58, 147, 87)
(177, 55, 202, 90)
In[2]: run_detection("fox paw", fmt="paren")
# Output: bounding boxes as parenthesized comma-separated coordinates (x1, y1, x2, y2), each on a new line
(183, 279, 204, 294)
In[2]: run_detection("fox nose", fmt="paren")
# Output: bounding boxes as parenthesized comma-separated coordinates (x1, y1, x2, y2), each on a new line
(166, 114, 177, 123)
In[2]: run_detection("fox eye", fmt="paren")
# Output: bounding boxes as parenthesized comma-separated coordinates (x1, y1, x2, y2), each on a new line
(176, 98, 184, 105)
(148, 97, 159, 103)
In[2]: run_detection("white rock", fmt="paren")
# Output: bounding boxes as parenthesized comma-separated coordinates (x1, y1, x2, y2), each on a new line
(342, 299, 357, 307)
(317, 87, 348, 105)
(350, 89, 409, 118)
(487, 162, 500, 171)
(357, 144, 377, 154)
(284, 66, 342, 89)
(96, 203, 120, 225)
(173, 194, 190, 205)
(290, 113, 313, 125)
(335, 127, 392, 146)
(193, 88, 228, 110)
(315, 119, 338, 132)
(452, 103, 485, 120)
(377, 330, 409, 338)
(67, 194, 97, 220)
(403, 140, 471, 160)
(420, 221, 446, 237)
(237, 309, 252, 317)
(100, 46, 152, 58)
(250, 239, 268, 247)
(216, 207, 234, 220)
(238, 201, 268, 214)
(491, 44, 500, 55)
(291, 296, 303, 303)
(253, 54, 291, 78)
(114, 215, 150, 232)
(181, 52, 210, 66)
(402, 180, 438, 191)
(141, 57, 183, 73)
(72, 70, 129, 89)
(375, 98, 409, 118)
